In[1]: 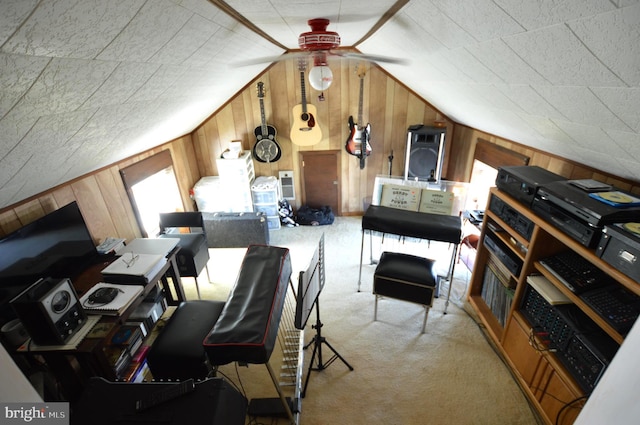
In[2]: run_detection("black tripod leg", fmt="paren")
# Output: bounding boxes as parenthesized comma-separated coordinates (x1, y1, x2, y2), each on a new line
(301, 299, 354, 398)
(322, 339, 354, 371)
(303, 336, 315, 350)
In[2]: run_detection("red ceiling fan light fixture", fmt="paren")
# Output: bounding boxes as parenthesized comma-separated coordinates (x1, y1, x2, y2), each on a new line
(298, 18, 340, 51)
(299, 19, 339, 91)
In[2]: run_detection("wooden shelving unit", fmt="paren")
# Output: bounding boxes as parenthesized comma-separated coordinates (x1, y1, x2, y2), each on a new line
(468, 187, 639, 425)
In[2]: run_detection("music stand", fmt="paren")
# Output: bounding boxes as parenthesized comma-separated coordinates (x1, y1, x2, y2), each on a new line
(294, 234, 353, 397)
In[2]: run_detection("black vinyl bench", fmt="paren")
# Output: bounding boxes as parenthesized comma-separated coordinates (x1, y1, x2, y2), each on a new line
(146, 300, 225, 380)
(358, 205, 462, 313)
(146, 245, 295, 423)
(373, 251, 438, 333)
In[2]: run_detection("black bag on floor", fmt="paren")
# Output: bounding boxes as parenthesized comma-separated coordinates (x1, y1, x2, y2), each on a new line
(296, 205, 334, 226)
(278, 199, 298, 227)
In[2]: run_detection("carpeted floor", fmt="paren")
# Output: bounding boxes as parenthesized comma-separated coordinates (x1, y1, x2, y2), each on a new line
(183, 216, 541, 425)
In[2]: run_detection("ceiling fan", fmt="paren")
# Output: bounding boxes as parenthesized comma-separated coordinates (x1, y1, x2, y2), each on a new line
(234, 18, 406, 90)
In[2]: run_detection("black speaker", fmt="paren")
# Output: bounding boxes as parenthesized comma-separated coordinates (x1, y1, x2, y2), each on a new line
(404, 125, 446, 181)
(10, 277, 86, 345)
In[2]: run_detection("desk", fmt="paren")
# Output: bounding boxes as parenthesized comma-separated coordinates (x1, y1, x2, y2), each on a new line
(18, 245, 184, 401)
(358, 205, 463, 312)
(71, 377, 246, 425)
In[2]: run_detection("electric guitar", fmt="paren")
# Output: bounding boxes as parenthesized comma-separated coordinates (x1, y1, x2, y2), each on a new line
(345, 63, 372, 169)
(252, 82, 281, 163)
(290, 60, 322, 146)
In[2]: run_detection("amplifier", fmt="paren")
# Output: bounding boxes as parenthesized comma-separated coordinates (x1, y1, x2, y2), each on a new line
(554, 307, 619, 394)
(202, 211, 269, 248)
(10, 277, 86, 345)
(496, 166, 566, 207)
(520, 284, 573, 349)
(488, 194, 534, 241)
(520, 283, 619, 393)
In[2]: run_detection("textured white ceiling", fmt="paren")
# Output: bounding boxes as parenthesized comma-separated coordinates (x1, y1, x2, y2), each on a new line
(0, 0, 639, 208)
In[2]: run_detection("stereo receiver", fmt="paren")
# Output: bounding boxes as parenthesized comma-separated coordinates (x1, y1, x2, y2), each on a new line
(488, 194, 534, 241)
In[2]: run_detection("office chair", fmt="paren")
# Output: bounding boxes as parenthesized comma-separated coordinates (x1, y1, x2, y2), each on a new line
(158, 212, 210, 299)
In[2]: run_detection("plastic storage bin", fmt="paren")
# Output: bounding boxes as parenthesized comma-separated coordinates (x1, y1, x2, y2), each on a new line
(251, 176, 280, 230)
(193, 175, 253, 213)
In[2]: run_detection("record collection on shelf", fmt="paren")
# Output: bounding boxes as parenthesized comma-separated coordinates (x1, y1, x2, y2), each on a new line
(481, 254, 515, 328)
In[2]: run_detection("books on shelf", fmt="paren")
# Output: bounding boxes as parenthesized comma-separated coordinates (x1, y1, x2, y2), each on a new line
(111, 324, 143, 347)
(106, 323, 150, 380)
(101, 252, 166, 283)
(103, 344, 132, 378)
(80, 283, 144, 316)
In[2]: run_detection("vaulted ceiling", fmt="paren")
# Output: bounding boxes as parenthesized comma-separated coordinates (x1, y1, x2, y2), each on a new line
(1, 0, 638, 209)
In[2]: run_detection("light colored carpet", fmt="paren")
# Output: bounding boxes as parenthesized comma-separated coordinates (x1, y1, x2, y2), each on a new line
(182, 216, 541, 425)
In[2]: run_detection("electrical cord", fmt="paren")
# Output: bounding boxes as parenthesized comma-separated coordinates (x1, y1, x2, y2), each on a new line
(212, 366, 246, 401)
(528, 327, 557, 353)
(555, 395, 587, 425)
(213, 362, 279, 424)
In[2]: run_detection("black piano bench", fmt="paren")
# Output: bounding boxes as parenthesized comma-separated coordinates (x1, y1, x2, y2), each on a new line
(373, 251, 438, 333)
(147, 300, 226, 381)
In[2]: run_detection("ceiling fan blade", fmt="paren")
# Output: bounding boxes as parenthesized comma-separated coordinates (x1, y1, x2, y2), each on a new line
(333, 51, 408, 65)
(231, 51, 309, 67)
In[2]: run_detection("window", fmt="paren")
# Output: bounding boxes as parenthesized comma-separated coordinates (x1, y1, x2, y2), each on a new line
(466, 139, 530, 211)
(466, 159, 498, 211)
(120, 151, 184, 237)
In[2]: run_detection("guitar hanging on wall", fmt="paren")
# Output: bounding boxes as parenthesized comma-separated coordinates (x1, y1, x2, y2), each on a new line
(253, 82, 281, 163)
(345, 63, 372, 169)
(290, 59, 322, 146)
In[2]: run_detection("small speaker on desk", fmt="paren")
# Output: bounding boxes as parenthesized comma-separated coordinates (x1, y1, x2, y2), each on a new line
(404, 125, 446, 181)
(10, 277, 86, 345)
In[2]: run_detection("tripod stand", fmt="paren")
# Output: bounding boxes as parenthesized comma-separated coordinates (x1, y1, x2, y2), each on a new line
(301, 297, 353, 398)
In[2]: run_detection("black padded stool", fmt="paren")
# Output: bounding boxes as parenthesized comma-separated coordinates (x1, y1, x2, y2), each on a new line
(373, 251, 438, 333)
(147, 300, 225, 380)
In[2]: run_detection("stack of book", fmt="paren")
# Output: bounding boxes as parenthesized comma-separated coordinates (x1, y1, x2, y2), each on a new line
(104, 323, 145, 380)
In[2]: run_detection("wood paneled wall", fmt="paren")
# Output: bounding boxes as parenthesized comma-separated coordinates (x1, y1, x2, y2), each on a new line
(191, 59, 451, 215)
(447, 125, 640, 195)
(0, 135, 200, 243)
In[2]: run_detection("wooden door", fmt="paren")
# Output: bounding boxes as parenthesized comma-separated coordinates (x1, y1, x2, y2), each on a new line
(300, 150, 341, 215)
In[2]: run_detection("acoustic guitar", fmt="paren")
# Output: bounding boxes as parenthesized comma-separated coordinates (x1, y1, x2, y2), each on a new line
(345, 63, 371, 169)
(290, 60, 322, 146)
(252, 82, 281, 163)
